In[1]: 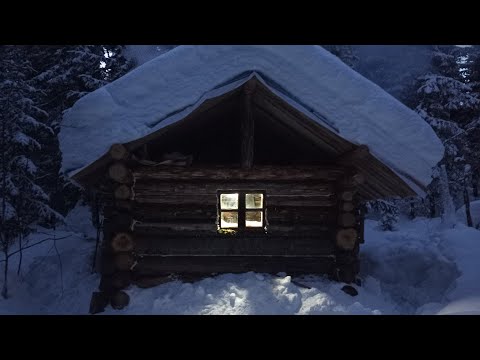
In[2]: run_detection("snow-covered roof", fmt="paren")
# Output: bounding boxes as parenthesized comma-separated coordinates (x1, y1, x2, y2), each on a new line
(59, 45, 444, 192)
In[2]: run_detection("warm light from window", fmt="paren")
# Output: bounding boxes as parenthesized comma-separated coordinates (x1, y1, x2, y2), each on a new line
(220, 193, 239, 210)
(220, 211, 239, 228)
(246, 211, 263, 227)
(246, 193, 263, 209)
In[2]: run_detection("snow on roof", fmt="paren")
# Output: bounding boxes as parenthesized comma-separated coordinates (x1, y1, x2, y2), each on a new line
(59, 45, 444, 191)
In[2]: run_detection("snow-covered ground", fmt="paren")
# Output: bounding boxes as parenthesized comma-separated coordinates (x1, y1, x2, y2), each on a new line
(1, 205, 479, 315)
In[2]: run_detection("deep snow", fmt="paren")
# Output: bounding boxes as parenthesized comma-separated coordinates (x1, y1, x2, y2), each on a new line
(1, 204, 479, 315)
(59, 46, 443, 193)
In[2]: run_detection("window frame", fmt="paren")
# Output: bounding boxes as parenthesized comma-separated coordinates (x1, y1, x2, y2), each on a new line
(217, 190, 266, 232)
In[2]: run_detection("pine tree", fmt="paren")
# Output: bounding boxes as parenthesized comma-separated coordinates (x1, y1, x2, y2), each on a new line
(26, 45, 134, 215)
(404, 46, 480, 221)
(0, 46, 62, 298)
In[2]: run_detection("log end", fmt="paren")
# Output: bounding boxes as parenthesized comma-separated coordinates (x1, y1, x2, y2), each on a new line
(109, 143, 129, 161)
(336, 228, 358, 251)
(112, 233, 134, 252)
(111, 290, 130, 310)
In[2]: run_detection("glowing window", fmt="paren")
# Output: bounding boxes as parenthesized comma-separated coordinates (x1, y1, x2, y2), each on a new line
(218, 191, 266, 230)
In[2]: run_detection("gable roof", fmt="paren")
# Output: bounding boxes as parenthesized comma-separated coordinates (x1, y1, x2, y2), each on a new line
(59, 45, 444, 195)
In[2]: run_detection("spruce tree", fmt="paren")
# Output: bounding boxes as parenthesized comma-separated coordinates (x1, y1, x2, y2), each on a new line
(0, 46, 62, 298)
(404, 45, 480, 221)
(27, 45, 134, 215)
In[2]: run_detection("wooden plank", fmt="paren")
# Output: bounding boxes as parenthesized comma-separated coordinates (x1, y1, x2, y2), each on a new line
(336, 145, 370, 165)
(253, 84, 353, 154)
(133, 165, 346, 181)
(133, 234, 334, 256)
(241, 80, 255, 168)
(133, 255, 335, 275)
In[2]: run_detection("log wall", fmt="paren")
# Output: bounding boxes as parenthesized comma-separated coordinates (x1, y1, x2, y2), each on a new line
(90, 154, 365, 313)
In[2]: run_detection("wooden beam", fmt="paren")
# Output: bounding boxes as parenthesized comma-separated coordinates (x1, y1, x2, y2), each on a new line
(133, 165, 346, 181)
(336, 145, 370, 165)
(133, 181, 335, 197)
(241, 80, 256, 168)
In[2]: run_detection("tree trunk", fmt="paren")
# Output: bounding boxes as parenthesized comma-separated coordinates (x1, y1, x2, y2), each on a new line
(464, 186, 473, 227)
(473, 173, 479, 198)
(429, 194, 436, 218)
(2, 250, 8, 299)
(17, 234, 23, 276)
(409, 201, 415, 220)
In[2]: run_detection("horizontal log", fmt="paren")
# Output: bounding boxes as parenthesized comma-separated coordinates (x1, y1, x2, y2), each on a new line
(133, 194, 336, 207)
(134, 255, 335, 275)
(133, 165, 346, 181)
(133, 181, 335, 197)
(133, 222, 331, 236)
(133, 275, 173, 289)
(129, 204, 334, 225)
(133, 234, 334, 256)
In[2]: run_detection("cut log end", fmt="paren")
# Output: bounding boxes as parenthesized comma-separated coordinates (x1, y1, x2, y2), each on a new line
(114, 184, 133, 200)
(336, 228, 358, 250)
(341, 191, 354, 202)
(112, 233, 134, 252)
(108, 162, 133, 184)
(111, 290, 130, 310)
(342, 202, 355, 212)
(109, 143, 129, 161)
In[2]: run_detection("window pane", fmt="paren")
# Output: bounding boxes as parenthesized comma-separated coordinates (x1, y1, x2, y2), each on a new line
(220, 193, 239, 210)
(246, 193, 263, 209)
(221, 211, 238, 228)
(246, 211, 263, 227)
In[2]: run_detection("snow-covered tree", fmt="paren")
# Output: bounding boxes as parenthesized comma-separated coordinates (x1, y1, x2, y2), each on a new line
(439, 165, 456, 228)
(367, 199, 399, 231)
(403, 45, 480, 221)
(27, 45, 133, 215)
(0, 46, 62, 298)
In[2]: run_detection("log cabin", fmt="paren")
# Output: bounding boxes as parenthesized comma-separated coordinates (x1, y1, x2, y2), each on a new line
(58, 46, 444, 312)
